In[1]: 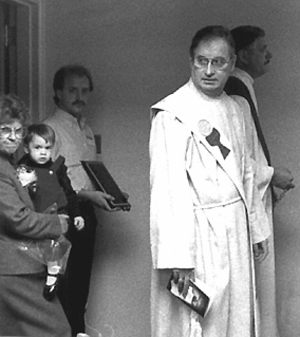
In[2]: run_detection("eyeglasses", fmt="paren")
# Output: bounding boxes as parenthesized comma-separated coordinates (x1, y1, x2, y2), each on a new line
(0, 126, 27, 139)
(194, 56, 230, 70)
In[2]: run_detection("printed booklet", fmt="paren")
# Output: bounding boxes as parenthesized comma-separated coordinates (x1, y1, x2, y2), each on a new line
(167, 276, 215, 317)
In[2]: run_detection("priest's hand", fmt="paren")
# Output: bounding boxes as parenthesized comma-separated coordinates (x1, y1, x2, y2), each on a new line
(272, 167, 295, 190)
(253, 239, 268, 262)
(172, 268, 194, 298)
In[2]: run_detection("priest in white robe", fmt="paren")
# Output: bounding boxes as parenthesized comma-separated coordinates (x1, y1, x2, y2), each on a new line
(149, 25, 270, 337)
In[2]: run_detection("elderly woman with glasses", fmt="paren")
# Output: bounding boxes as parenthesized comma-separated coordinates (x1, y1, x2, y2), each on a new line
(0, 94, 71, 337)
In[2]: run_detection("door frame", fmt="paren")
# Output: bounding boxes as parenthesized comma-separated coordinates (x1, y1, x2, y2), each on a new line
(6, 0, 45, 121)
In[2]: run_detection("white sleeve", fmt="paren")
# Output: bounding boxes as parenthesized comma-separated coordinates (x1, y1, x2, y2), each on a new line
(150, 110, 196, 269)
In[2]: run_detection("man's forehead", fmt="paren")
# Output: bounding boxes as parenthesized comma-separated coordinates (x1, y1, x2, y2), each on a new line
(195, 37, 231, 56)
(63, 75, 90, 88)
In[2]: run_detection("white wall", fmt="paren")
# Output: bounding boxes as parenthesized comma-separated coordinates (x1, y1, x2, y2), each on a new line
(43, 1, 300, 336)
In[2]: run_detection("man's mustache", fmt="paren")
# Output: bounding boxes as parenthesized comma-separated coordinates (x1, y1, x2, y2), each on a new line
(72, 100, 85, 106)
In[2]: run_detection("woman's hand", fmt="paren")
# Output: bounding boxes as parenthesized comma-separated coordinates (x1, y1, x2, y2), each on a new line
(58, 214, 69, 234)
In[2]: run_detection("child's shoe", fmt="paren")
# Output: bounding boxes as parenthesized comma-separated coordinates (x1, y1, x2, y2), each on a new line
(43, 274, 59, 301)
(43, 263, 61, 301)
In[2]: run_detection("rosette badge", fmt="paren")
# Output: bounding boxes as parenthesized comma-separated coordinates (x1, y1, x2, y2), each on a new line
(198, 119, 212, 137)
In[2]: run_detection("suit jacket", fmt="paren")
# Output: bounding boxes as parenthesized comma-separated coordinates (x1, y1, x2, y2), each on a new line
(0, 154, 63, 275)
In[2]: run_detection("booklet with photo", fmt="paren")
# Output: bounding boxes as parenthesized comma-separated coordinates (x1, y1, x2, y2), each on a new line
(167, 275, 215, 317)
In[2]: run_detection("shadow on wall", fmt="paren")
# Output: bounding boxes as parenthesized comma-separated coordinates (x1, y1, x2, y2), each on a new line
(93, 209, 141, 260)
(274, 197, 300, 337)
(279, 284, 300, 337)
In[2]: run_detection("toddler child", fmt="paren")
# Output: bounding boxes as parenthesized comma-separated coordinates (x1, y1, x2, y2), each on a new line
(18, 124, 84, 300)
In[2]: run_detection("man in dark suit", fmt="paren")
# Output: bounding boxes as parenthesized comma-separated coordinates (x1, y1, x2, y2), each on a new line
(224, 25, 294, 337)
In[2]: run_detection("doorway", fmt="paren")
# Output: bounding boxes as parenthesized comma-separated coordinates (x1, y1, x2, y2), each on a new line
(0, 0, 44, 122)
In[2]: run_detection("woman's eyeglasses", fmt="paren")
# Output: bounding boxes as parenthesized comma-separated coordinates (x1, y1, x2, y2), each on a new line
(0, 126, 27, 139)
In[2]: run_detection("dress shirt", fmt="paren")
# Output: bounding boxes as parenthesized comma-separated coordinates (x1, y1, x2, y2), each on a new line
(43, 108, 96, 192)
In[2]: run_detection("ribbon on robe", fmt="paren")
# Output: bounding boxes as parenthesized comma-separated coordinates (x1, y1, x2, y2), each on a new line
(206, 128, 230, 159)
(198, 119, 230, 159)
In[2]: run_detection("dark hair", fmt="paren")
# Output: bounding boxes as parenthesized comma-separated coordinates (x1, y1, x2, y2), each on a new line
(24, 124, 55, 146)
(189, 25, 235, 59)
(230, 26, 265, 53)
(52, 64, 94, 104)
(0, 94, 29, 125)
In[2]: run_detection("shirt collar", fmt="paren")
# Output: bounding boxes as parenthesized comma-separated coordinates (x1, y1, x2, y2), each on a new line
(54, 107, 86, 129)
(233, 67, 254, 86)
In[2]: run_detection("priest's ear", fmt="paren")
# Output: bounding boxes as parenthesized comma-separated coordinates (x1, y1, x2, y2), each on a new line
(236, 49, 250, 66)
(230, 54, 237, 72)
